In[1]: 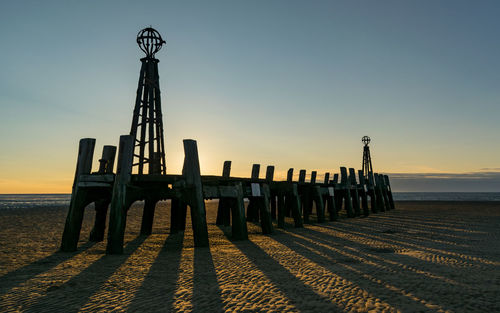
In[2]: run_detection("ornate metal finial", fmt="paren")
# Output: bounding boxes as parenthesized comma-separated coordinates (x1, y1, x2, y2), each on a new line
(136, 27, 166, 58)
(362, 136, 371, 146)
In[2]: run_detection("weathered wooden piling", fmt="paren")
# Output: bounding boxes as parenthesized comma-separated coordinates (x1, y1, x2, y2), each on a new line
(61, 138, 96, 252)
(349, 168, 362, 217)
(357, 170, 370, 216)
(335, 167, 355, 217)
(89, 145, 117, 242)
(170, 197, 188, 234)
(247, 164, 261, 222)
(229, 182, 249, 240)
(384, 175, 396, 210)
(266, 166, 277, 220)
(106, 135, 135, 254)
(374, 173, 386, 212)
(181, 139, 209, 247)
(284, 168, 294, 217)
(216, 161, 232, 226)
(311, 174, 326, 223)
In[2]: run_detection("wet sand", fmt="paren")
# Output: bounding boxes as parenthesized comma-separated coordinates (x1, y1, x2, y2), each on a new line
(0, 201, 499, 312)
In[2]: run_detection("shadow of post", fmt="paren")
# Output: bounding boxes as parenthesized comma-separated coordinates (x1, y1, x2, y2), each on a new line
(25, 236, 147, 313)
(192, 246, 224, 312)
(271, 229, 443, 312)
(0, 241, 96, 296)
(127, 231, 185, 312)
(217, 226, 341, 312)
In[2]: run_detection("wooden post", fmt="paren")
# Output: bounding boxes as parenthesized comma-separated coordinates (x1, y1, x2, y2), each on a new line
(374, 173, 386, 212)
(259, 184, 274, 234)
(140, 199, 159, 235)
(247, 164, 261, 222)
(171, 198, 188, 234)
(284, 168, 294, 217)
(106, 135, 134, 254)
(266, 166, 277, 220)
(349, 168, 361, 217)
(367, 173, 379, 213)
(290, 184, 303, 227)
(298, 170, 311, 223)
(358, 170, 370, 216)
(384, 175, 396, 210)
(340, 167, 355, 217)
(299, 169, 306, 183)
(379, 174, 391, 211)
(216, 161, 232, 226)
(287, 168, 294, 182)
(310, 171, 317, 184)
(231, 182, 248, 240)
(324, 173, 330, 184)
(312, 185, 325, 223)
(89, 145, 117, 242)
(182, 139, 209, 247)
(61, 138, 96, 252)
(277, 191, 286, 228)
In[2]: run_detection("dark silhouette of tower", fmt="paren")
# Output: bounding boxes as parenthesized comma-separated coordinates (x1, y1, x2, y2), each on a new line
(130, 27, 167, 175)
(361, 136, 373, 181)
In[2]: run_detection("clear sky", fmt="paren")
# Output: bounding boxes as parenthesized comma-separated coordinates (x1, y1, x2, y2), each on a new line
(1, 1, 499, 193)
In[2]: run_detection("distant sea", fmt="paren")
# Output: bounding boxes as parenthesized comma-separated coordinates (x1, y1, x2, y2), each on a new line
(1, 192, 500, 210)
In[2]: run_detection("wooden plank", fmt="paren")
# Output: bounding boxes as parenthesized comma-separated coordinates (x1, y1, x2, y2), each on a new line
(77, 182, 114, 188)
(79, 174, 115, 183)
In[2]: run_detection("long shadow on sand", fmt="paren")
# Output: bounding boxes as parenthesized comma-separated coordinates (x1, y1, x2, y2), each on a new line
(192, 246, 225, 312)
(25, 236, 146, 313)
(218, 226, 341, 312)
(271, 229, 450, 312)
(0, 241, 96, 296)
(127, 232, 185, 312)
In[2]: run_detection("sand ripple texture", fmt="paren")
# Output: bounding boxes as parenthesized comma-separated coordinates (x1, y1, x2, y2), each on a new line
(0, 201, 499, 312)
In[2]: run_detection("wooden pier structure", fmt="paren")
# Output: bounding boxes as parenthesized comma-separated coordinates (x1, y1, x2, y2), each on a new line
(60, 28, 396, 254)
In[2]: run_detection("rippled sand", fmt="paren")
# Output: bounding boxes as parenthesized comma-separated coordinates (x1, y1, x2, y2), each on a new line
(0, 201, 499, 312)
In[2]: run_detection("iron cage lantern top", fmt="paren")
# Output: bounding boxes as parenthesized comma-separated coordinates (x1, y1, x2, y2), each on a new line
(137, 27, 166, 59)
(362, 136, 371, 146)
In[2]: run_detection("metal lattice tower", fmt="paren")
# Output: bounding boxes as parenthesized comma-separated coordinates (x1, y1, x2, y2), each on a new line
(130, 27, 167, 175)
(361, 136, 373, 181)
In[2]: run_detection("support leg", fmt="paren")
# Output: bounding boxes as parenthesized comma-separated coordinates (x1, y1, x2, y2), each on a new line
(140, 199, 158, 236)
(89, 199, 110, 242)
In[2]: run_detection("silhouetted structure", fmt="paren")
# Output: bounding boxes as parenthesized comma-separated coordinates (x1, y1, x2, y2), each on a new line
(361, 135, 373, 181)
(60, 28, 396, 255)
(131, 28, 166, 175)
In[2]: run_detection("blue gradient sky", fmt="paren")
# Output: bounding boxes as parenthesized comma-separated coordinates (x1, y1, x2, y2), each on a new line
(1, 1, 499, 192)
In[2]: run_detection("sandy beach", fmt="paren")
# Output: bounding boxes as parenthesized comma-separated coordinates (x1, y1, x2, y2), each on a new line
(0, 201, 499, 312)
